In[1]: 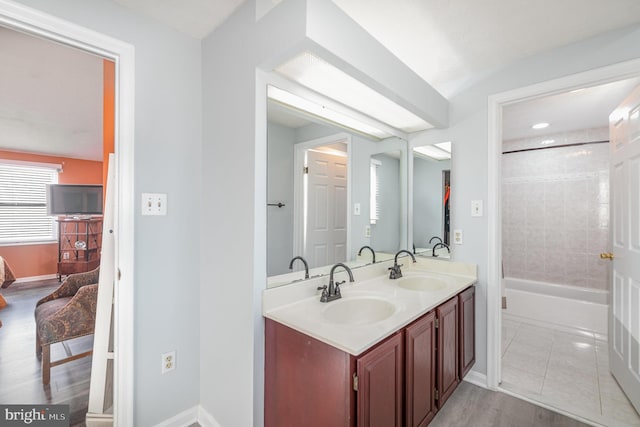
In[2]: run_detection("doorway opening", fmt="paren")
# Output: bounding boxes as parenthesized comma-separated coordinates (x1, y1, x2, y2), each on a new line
(488, 59, 640, 426)
(0, 2, 134, 425)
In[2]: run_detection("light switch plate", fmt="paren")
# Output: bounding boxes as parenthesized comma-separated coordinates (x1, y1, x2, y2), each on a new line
(354, 203, 361, 215)
(471, 200, 483, 217)
(453, 229, 463, 245)
(142, 193, 167, 216)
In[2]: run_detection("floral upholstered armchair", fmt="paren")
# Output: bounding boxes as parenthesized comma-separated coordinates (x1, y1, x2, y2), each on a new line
(34, 267, 99, 385)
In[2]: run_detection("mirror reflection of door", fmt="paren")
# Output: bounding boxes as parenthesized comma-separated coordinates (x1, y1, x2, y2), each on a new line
(304, 145, 348, 268)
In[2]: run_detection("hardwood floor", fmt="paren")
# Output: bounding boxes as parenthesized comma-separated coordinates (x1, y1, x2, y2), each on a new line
(431, 381, 590, 427)
(0, 278, 92, 427)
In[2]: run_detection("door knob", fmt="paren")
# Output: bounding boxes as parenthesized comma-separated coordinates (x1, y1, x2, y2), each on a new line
(600, 252, 615, 260)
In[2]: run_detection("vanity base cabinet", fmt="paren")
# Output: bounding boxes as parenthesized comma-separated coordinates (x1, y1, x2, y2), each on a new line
(356, 332, 403, 427)
(265, 318, 403, 427)
(265, 319, 355, 427)
(459, 286, 476, 379)
(405, 311, 437, 427)
(436, 296, 459, 409)
(265, 286, 474, 427)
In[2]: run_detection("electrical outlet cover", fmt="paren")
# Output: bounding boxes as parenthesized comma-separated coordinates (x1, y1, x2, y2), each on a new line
(161, 350, 176, 374)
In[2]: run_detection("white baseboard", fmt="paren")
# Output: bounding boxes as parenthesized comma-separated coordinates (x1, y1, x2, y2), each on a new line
(153, 406, 199, 427)
(197, 406, 221, 427)
(154, 405, 221, 427)
(463, 369, 488, 388)
(15, 273, 57, 283)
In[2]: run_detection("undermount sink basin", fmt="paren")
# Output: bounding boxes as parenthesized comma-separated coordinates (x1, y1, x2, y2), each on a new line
(322, 297, 396, 325)
(396, 276, 447, 292)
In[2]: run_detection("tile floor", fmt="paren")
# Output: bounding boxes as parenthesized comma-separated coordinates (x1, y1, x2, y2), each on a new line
(501, 315, 640, 427)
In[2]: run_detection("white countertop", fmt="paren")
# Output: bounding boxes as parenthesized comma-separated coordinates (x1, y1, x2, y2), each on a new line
(263, 258, 477, 356)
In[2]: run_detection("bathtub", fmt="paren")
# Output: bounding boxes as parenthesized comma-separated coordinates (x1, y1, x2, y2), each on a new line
(503, 277, 608, 336)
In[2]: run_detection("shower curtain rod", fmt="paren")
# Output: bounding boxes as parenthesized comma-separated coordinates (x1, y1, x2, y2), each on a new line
(502, 139, 608, 155)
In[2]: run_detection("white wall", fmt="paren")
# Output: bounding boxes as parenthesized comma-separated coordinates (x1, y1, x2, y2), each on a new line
(12, 1, 203, 425)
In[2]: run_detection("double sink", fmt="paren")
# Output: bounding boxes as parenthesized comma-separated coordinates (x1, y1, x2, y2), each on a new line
(263, 259, 477, 355)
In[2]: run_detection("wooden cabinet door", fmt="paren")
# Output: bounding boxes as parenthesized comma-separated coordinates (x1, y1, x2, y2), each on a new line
(436, 297, 459, 408)
(459, 286, 475, 379)
(357, 332, 403, 427)
(405, 311, 437, 427)
(265, 319, 354, 427)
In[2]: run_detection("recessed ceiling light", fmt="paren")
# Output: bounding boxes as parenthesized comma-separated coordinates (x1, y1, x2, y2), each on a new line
(532, 122, 549, 130)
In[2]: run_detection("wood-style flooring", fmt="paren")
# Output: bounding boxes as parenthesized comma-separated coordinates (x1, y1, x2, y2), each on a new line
(431, 381, 589, 426)
(0, 278, 92, 427)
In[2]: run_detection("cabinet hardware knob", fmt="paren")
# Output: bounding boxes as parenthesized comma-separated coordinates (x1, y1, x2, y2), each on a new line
(600, 252, 615, 260)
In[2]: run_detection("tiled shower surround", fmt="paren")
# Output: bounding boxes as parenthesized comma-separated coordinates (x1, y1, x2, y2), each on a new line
(502, 128, 610, 290)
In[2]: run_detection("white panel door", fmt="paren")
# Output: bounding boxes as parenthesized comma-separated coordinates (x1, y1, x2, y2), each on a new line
(609, 84, 640, 412)
(305, 150, 347, 269)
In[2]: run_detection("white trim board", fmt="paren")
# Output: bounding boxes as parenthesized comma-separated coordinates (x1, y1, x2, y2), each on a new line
(486, 57, 640, 390)
(0, 1, 136, 425)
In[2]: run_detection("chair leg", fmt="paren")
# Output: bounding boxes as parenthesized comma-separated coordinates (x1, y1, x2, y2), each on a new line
(36, 334, 42, 361)
(42, 344, 51, 385)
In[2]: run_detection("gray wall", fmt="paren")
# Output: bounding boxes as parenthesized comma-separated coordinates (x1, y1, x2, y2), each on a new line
(266, 122, 295, 276)
(12, 1, 202, 425)
(413, 157, 450, 249)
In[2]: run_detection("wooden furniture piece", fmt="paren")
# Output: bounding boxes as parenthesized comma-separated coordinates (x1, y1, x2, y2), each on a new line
(34, 267, 99, 385)
(0, 256, 16, 288)
(57, 217, 102, 281)
(265, 286, 475, 427)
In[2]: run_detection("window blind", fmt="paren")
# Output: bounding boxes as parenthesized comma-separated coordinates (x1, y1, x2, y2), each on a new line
(370, 159, 381, 225)
(0, 162, 58, 243)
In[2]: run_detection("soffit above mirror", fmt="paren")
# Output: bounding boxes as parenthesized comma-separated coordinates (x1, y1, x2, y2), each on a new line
(274, 52, 434, 135)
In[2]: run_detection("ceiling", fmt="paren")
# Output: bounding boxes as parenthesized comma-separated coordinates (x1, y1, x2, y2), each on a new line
(2, 0, 640, 160)
(0, 27, 104, 161)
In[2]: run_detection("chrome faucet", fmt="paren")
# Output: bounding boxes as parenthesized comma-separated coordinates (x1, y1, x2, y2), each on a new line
(388, 249, 416, 279)
(432, 242, 450, 257)
(429, 236, 443, 245)
(317, 263, 354, 303)
(288, 256, 309, 279)
(357, 245, 376, 263)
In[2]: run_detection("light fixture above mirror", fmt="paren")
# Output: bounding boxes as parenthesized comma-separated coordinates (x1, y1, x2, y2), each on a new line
(273, 52, 434, 135)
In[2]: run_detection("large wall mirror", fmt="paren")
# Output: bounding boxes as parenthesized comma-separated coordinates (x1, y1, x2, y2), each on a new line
(266, 88, 408, 287)
(412, 142, 452, 258)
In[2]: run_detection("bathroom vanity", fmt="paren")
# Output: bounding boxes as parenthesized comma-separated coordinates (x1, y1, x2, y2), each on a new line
(263, 258, 476, 427)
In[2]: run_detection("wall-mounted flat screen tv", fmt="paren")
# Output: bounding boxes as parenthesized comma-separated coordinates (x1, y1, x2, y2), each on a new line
(46, 184, 103, 216)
